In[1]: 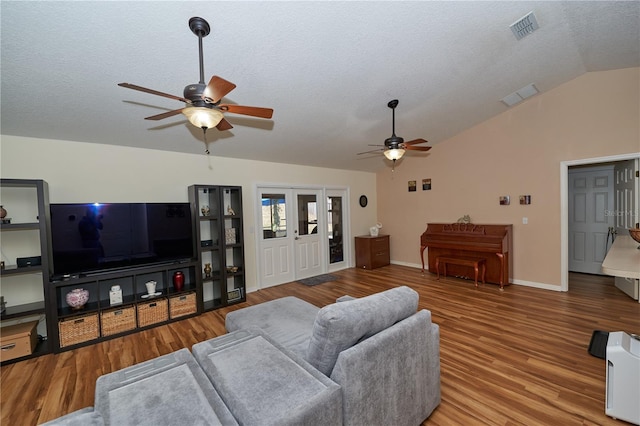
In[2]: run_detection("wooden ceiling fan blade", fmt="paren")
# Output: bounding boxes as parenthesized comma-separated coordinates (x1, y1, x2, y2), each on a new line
(404, 145, 431, 151)
(118, 83, 190, 104)
(144, 109, 185, 121)
(403, 138, 429, 146)
(216, 117, 233, 131)
(203, 76, 237, 103)
(357, 148, 384, 155)
(220, 104, 274, 119)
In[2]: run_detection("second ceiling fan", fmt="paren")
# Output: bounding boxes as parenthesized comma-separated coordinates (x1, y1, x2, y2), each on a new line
(118, 17, 273, 139)
(359, 99, 431, 169)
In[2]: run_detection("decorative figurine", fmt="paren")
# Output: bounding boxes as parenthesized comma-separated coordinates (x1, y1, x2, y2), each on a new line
(227, 205, 235, 216)
(369, 223, 382, 237)
(201, 205, 210, 216)
(204, 263, 212, 278)
(457, 215, 471, 224)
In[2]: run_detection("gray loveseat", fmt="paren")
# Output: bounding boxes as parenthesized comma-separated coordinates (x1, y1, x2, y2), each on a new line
(225, 285, 441, 425)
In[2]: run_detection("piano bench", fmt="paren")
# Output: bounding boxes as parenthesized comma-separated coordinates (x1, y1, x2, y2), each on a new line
(436, 256, 486, 288)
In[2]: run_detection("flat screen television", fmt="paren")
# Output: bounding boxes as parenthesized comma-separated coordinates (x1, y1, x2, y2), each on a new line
(49, 202, 194, 279)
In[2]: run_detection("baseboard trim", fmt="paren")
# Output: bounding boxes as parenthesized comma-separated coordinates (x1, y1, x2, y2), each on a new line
(390, 261, 563, 291)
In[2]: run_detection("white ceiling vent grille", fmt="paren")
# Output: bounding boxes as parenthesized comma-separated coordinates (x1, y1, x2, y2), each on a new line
(510, 12, 539, 41)
(500, 83, 539, 107)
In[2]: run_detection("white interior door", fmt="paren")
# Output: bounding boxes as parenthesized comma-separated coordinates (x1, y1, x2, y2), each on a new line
(293, 189, 324, 280)
(568, 166, 614, 274)
(614, 159, 639, 233)
(257, 188, 294, 288)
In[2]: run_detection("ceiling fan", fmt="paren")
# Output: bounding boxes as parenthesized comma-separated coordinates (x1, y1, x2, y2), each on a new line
(358, 99, 430, 169)
(118, 17, 273, 150)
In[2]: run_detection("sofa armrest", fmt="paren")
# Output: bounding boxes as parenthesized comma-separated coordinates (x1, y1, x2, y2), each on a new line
(329, 310, 441, 426)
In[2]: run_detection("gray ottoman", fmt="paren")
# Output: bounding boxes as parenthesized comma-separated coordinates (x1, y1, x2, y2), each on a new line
(94, 348, 237, 425)
(192, 328, 343, 426)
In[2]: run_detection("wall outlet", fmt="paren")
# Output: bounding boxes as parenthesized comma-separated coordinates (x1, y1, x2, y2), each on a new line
(522, 217, 528, 224)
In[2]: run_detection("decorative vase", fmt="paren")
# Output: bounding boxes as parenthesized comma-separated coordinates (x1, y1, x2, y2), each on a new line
(204, 263, 212, 278)
(65, 288, 89, 310)
(0, 205, 6, 219)
(173, 271, 185, 291)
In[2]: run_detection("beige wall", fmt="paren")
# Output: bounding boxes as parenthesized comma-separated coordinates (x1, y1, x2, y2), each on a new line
(377, 68, 640, 288)
(0, 136, 377, 293)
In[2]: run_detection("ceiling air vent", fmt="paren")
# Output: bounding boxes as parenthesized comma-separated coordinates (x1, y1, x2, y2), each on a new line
(510, 11, 539, 41)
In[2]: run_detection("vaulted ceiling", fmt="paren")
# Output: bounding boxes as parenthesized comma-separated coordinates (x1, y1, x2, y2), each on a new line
(2, 1, 639, 172)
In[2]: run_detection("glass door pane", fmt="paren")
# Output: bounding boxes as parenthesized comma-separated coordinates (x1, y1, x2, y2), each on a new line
(327, 195, 343, 264)
(297, 194, 318, 236)
(261, 193, 287, 239)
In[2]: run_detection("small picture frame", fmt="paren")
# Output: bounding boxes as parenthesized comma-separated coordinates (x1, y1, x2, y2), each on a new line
(227, 288, 242, 302)
(519, 195, 532, 205)
(499, 195, 510, 205)
(225, 228, 236, 244)
(422, 179, 432, 190)
(408, 181, 417, 192)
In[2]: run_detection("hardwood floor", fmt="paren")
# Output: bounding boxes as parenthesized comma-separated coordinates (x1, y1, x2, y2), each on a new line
(2, 266, 639, 425)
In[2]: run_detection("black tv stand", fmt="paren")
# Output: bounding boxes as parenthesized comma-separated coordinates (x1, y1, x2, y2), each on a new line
(48, 260, 199, 352)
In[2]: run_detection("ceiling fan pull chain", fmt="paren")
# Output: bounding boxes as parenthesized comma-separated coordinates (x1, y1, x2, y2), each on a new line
(203, 127, 210, 154)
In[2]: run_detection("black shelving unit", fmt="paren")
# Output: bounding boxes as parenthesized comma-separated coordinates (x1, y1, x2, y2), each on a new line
(0, 178, 53, 364)
(189, 185, 246, 312)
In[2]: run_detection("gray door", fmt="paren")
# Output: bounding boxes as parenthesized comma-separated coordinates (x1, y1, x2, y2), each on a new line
(568, 166, 614, 274)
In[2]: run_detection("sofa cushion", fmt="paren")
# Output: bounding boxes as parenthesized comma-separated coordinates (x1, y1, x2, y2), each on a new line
(225, 296, 319, 358)
(39, 407, 104, 426)
(306, 285, 419, 376)
(192, 328, 343, 426)
(94, 348, 238, 426)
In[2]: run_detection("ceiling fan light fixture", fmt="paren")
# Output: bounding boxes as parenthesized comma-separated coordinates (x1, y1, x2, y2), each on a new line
(384, 148, 405, 161)
(182, 107, 224, 129)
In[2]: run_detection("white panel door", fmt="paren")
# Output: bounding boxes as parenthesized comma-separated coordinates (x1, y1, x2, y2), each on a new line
(257, 189, 294, 288)
(614, 159, 639, 233)
(293, 189, 324, 280)
(568, 167, 614, 274)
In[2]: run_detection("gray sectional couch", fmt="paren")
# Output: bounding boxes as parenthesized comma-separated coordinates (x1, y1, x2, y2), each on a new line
(42, 286, 441, 426)
(226, 285, 441, 425)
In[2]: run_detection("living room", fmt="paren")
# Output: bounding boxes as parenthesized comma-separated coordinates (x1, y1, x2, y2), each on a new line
(1, 2, 640, 425)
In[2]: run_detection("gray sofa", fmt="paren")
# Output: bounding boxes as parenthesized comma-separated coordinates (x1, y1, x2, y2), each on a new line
(42, 286, 440, 426)
(225, 285, 441, 425)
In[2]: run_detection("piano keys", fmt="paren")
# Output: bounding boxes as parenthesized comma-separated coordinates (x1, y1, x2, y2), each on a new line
(420, 223, 513, 288)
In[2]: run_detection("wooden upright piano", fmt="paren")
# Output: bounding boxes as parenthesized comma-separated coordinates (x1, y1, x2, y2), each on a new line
(420, 223, 513, 288)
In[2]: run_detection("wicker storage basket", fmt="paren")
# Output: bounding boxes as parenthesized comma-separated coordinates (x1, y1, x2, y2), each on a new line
(137, 298, 168, 327)
(169, 292, 197, 319)
(59, 313, 100, 348)
(101, 305, 136, 337)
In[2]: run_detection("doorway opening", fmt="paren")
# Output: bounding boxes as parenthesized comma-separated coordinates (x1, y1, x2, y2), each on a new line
(561, 153, 639, 291)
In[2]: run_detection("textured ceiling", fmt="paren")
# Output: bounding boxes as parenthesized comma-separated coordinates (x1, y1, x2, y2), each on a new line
(1, 1, 639, 172)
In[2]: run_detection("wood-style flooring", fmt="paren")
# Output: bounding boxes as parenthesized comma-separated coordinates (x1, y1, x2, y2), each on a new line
(2, 266, 639, 425)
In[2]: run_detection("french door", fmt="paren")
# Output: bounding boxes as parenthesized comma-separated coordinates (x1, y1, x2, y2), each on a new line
(257, 186, 348, 288)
